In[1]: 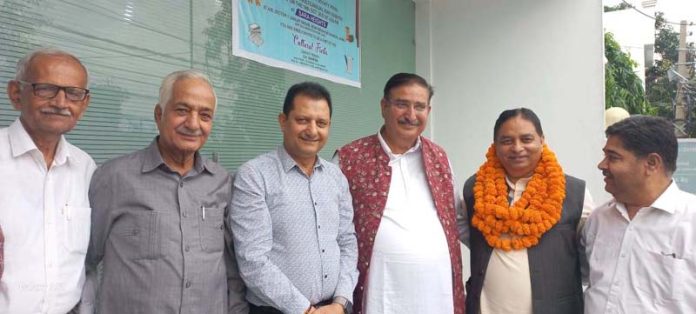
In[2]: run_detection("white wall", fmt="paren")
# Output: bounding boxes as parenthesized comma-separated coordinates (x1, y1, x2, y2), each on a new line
(415, 0, 608, 278)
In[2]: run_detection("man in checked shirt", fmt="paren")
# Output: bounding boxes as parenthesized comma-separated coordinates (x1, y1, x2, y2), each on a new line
(229, 82, 358, 314)
(84, 70, 247, 313)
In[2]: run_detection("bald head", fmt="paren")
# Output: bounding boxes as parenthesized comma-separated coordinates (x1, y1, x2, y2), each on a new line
(15, 48, 89, 86)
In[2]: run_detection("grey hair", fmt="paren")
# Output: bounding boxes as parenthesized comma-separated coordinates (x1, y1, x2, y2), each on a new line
(15, 47, 89, 86)
(157, 69, 217, 110)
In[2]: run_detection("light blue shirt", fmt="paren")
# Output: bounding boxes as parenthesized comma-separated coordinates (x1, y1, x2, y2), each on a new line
(229, 146, 358, 313)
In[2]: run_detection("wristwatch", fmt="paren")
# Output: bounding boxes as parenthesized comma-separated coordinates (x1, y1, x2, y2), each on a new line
(333, 296, 353, 314)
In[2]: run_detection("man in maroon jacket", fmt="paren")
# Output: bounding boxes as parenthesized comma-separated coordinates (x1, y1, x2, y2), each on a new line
(335, 73, 464, 314)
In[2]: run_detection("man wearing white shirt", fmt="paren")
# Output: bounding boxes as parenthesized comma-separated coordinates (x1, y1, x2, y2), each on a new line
(582, 115, 696, 313)
(335, 73, 465, 314)
(0, 48, 95, 313)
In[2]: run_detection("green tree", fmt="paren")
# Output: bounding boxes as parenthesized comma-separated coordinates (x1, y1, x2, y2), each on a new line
(604, 32, 653, 114)
(646, 12, 696, 135)
(604, 2, 632, 12)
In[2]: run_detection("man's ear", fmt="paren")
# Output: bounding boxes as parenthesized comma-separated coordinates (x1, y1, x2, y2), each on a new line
(7, 80, 23, 110)
(278, 113, 287, 132)
(645, 153, 663, 174)
(154, 104, 163, 123)
(380, 98, 389, 118)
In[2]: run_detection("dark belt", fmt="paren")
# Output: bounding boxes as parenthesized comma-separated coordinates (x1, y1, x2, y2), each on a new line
(249, 299, 333, 314)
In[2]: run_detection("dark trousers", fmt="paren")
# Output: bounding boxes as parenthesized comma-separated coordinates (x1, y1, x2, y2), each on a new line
(249, 300, 333, 314)
(248, 303, 284, 314)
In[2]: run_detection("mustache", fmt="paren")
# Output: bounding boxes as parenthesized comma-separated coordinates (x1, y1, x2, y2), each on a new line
(40, 107, 71, 117)
(397, 117, 420, 126)
(602, 170, 612, 178)
(175, 125, 203, 136)
(300, 134, 319, 141)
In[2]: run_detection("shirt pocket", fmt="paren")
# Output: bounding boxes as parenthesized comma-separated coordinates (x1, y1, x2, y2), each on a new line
(635, 249, 685, 301)
(61, 206, 91, 254)
(111, 211, 162, 260)
(199, 207, 225, 253)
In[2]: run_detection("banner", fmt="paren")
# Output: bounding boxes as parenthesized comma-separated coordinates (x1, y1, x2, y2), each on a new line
(675, 139, 696, 194)
(232, 0, 360, 87)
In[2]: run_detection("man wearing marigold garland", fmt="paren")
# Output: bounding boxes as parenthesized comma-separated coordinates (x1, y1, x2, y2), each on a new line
(460, 108, 594, 314)
(335, 73, 465, 314)
(582, 115, 696, 313)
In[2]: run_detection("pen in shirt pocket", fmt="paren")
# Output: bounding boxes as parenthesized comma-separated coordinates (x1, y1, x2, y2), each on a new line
(62, 203, 71, 221)
(201, 206, 206, 220)
(661, 251, 678, 259)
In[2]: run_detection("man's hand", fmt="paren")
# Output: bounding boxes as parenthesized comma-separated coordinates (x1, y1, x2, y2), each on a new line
(311, 303, 345, 314)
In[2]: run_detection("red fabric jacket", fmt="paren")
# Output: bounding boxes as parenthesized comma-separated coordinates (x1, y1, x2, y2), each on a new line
(338, 134, 465, 314)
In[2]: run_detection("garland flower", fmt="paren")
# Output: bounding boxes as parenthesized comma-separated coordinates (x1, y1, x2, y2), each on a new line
(471, 144, 566, 251)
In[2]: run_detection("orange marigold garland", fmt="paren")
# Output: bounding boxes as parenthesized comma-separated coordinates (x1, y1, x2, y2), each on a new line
(471, 144, 566, 251)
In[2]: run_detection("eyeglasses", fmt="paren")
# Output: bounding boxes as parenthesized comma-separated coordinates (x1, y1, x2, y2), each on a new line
(386, 98, 429, 112)
(18, 81, 90, 101)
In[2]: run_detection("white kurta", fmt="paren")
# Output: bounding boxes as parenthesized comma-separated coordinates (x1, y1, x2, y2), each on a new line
(363, 133, 453, 314)
(480, 177, 595, 314)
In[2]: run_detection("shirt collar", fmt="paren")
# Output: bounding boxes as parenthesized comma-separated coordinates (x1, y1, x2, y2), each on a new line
(648, 180, 681, 214)
(8, 118, 70, 166)
(277, 145, 325, 173)
(377, 127, 422, 160)
(613, 180, 680, 215)
(141, 137, 214, 175)
(505, 175, 532, 191)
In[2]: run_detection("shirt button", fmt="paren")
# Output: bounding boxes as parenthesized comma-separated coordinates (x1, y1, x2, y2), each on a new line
(314, 202, 318, 206)
(318, 225, 321, 229)
(179, 182, 184, 187)
(182, 211, 188, 218)
(322, 249, 325, 253)
(185, 245, 190, 252)
(324, 275, 328, 279)
(185, 281, 192, 288)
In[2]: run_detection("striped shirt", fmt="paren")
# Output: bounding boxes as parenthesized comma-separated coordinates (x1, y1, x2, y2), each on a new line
(85, 139, 247, 313)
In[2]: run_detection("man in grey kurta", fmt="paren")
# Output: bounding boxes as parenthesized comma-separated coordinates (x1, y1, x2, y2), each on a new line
(230, 82, 357, 314)
(84, 70, 247, 313)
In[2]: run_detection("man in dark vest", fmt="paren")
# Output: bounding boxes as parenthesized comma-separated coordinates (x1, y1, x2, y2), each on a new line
(460, 108, 594, 314)
(336, 73, 465, 314)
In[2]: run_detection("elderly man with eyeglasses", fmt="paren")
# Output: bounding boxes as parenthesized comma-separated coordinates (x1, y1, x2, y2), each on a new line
(0, 48, 96, 313)
(334, 73, 465, 314)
